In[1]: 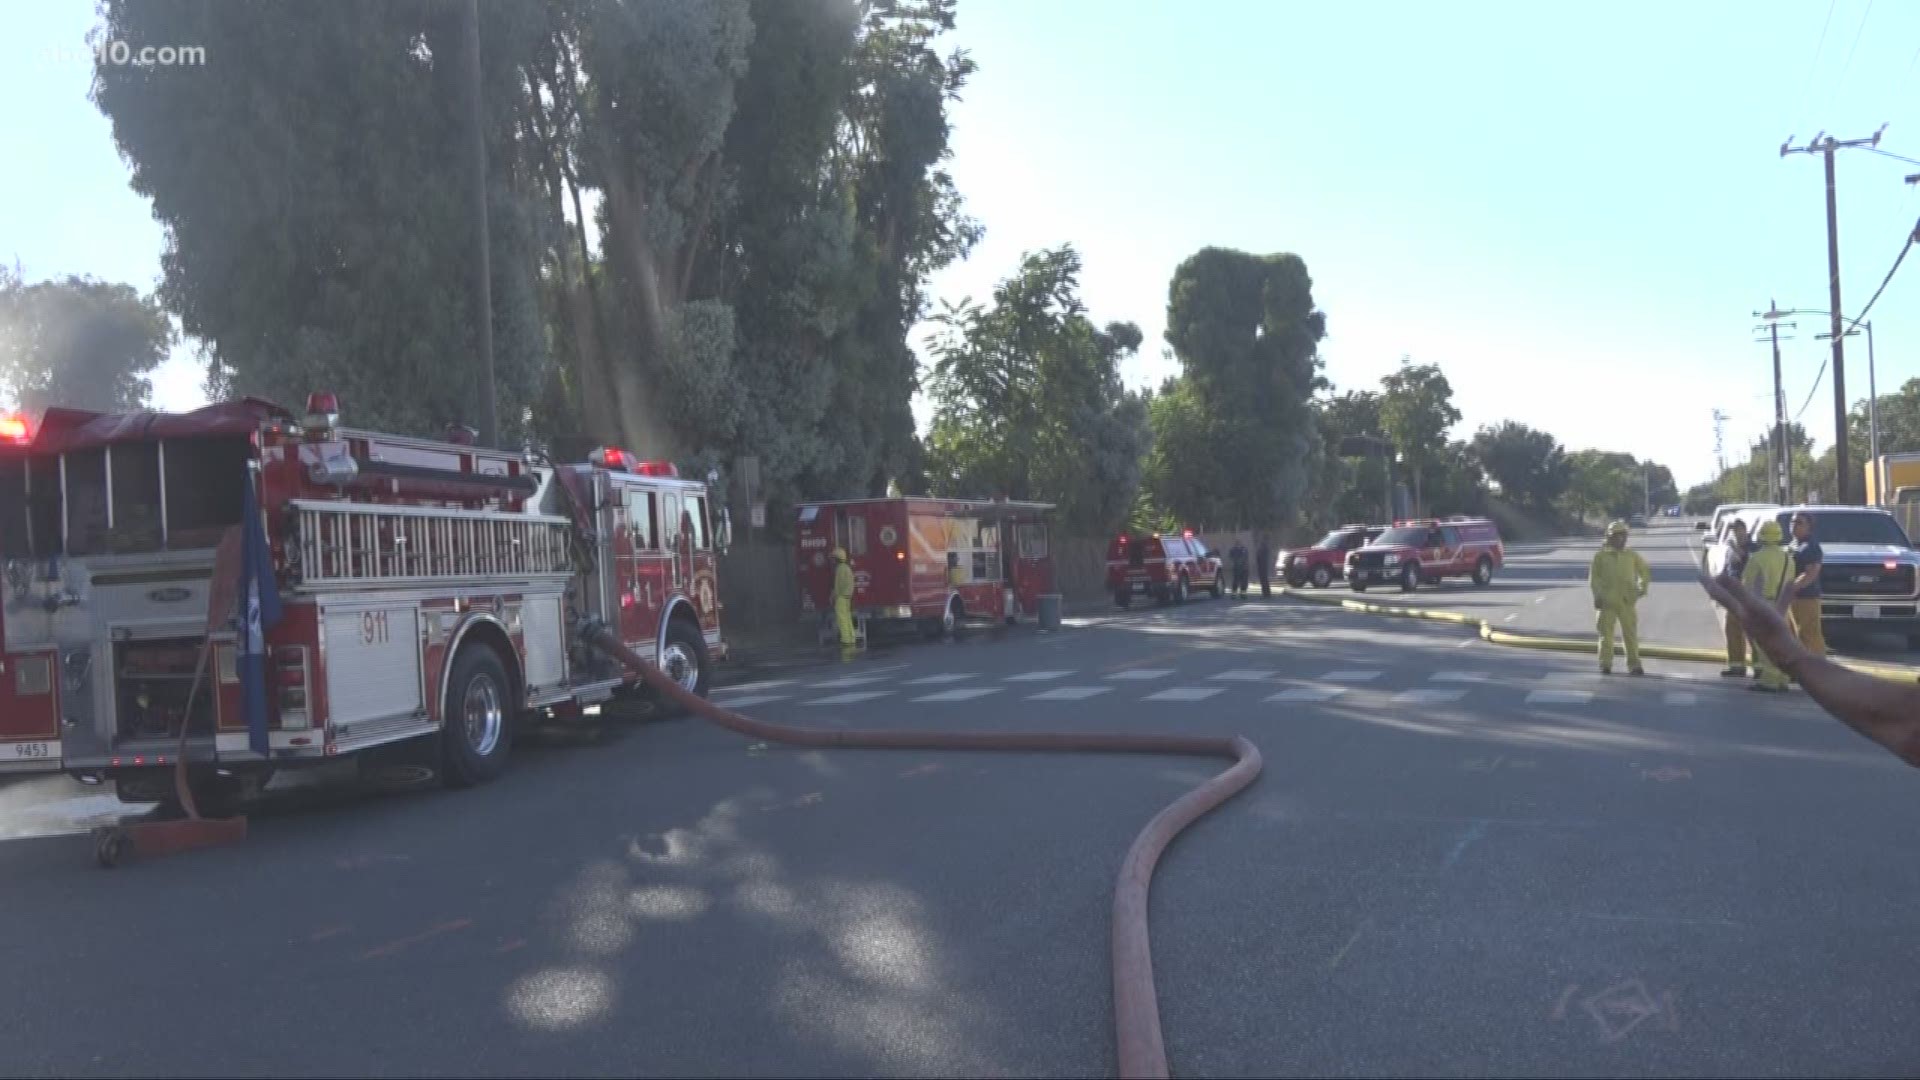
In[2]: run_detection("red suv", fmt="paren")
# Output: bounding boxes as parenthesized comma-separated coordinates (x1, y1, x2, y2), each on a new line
(1282, 524, 1384, 588)
(1345, 517, 1504, 592)
(1106, 531, 1225, 607)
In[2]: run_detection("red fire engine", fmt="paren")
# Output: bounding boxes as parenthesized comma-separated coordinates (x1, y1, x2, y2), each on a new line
(0, 392, 729, 808)
(795, 497, 1056, 640)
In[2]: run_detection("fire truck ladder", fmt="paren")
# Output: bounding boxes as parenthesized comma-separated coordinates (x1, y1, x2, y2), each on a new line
(287, 500, 575, 588)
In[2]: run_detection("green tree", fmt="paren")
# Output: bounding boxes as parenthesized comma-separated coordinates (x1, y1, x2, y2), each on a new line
(1155, 247, 1326, 529)
(1471, 421, 1569, 510)
(925, 247, 1150, 533)
(0, 269, 174, 414)
(1378, 358, 1462, 517)
(1307, 389, 1392, 528)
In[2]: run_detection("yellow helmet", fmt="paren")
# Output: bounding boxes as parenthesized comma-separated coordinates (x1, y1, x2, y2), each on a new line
(833, 547, 848, 562)
(1757, 520, 1784, 543)
(1606, 520, 1629, 537)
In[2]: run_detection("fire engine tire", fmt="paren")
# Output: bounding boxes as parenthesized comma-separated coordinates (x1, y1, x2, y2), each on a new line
(1473, 557, 1494, 587)
(440, 645, 514, 788)
(1399, 564, 1421, 593)
(1176, 576, 1190, 604)
(1310, 565, 1333, 589)
(1285, 568, 1307, 588)
(1209, 576, 1223, 599)
(1350, 580, 1368, 592)
(650, 619, 712, 715)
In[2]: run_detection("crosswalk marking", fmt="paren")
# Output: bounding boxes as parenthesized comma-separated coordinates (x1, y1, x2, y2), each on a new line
(1267, 687, 1346, 702)
(809, 675, 891, 689)
(718, 679, 793, 694)
(1663, 691, 1698, 706)
(1210, 669, 1277, 682)
(1029, 687, 1111, 701)
(1431, 672, 1488, 682)
(903, 673, 976, 685)
(805, 691, 894, 705)
(1145, 687, 1224, 702)
(1323, 670, 1384, 682)
(713, 694, 788, 709)
(1395, 688, 1467, 704)
(1526, 689, 1592, 705)
(1004, 670, 1074, 682)
(1107, 668, 1174, 680)
(913, 687, 1001, 702)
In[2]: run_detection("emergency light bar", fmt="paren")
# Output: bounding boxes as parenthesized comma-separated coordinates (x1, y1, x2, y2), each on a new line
(589, 447, 631, 471)
(0, 413, 28, 443)
(305, 391, 341, 434)
(633, 461, 678, 478)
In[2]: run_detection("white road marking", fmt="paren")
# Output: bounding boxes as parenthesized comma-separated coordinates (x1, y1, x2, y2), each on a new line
(1107, 668, 1174, 680)
(808, 674, 892, 689)
(903, 673, 977, 685)
(912, 687, 1002, 702)
(1526, 689, 1593, 705)
(716, 679, 794, 694)
(1145, 687, 1225, 702)
(805, 691, 894, 705)
(1004, 670, 1075, 682)
(1210, 669, 1277, 681)
(1322, 670, 1384, 682)
(1395, 688, 1468, 704)
(1663, 691, 1699, 706)
(1431, 672, 1488, 682)
(715, 694, 788, 709)
(1029, 687, 1112, 701)
(1267, 687, 1347, 702)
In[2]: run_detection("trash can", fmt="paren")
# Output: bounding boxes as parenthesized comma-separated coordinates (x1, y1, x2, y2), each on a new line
(1037, 593, 1063, 630)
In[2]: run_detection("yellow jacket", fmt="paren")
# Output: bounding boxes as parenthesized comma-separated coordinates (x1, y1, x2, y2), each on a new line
(1741, 543, 1791, 603)
(1589, 546, 1650, 607)
(833, 560, 855, 601)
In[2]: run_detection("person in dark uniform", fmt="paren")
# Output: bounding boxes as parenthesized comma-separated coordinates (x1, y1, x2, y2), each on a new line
(1228, 540, 1250, 598)
(1255, 535, 1273, 598)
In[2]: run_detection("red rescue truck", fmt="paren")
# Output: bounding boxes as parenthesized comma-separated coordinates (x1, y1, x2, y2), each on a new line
(0, 392, 729, 809)
(795, 497, 1056, 640)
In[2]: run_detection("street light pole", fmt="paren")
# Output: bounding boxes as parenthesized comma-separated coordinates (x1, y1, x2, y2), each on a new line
(1818, 320, 1878, 502)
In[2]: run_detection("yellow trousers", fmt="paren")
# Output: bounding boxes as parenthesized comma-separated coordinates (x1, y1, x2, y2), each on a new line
(1596, 602, 1641, 672)
(1724, 611, 1747, 668)
(834, 598, 856, 647)
(1788, 598, 1827, 657)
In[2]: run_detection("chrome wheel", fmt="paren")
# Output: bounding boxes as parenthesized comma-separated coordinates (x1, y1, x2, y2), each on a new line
(464, 674, 504, 757)
(661, 641, 701, 694)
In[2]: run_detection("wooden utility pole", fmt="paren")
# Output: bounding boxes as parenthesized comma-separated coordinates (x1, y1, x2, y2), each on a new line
(1752, 307, 1795, 503)
(1781, 127, 1886, 504)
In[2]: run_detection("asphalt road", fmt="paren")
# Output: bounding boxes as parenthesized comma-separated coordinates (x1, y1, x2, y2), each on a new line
(2, 590, 1918, 1077)
(1296, 519, 1920, 665)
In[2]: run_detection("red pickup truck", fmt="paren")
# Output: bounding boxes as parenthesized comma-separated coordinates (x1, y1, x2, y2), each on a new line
(1105, 531, 1224, 607)
(1281, 524, 1384, 588)
(1344, 517, 1504, 592)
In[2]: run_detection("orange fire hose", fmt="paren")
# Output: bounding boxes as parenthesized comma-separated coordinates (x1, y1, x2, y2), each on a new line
(580, 622, 1263, 1079)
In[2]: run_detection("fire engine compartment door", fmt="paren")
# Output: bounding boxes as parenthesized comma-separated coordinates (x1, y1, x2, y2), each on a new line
(323, 603, 424, 727)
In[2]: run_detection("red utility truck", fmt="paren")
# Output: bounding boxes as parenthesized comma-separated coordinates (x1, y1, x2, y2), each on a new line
(796, 497, 1056, 639)
(1104, 530, 1225, 607)
(0, 392, 729, 810)
(1344, 516, 1504, 592)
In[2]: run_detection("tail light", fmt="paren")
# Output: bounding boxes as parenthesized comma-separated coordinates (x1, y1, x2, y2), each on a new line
(275, 645, 311, 730)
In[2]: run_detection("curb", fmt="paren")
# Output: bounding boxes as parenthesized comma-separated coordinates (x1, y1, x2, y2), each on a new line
(1278, 587, 1920, 683)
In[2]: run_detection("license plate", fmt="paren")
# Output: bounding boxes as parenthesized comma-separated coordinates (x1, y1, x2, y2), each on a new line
(1133, 582, 1148, 593)
(1853, 605, 1882, 619)
(7, 741, 53, 761)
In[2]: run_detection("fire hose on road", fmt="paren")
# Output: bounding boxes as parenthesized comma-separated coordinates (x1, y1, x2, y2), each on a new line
(577, 620, 1262, 1080)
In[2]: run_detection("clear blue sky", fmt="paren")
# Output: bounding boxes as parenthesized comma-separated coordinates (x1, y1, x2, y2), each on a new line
(6, 1, 1920, 488)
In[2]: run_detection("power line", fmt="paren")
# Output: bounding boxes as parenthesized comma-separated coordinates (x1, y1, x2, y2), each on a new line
(1863, 145, 1920, 167)
(1796, 0, 1839, 127)
(1794, 355, 1828, 424)
(1848, 218, 1920, 326)
(1837, 0, 1875, 87)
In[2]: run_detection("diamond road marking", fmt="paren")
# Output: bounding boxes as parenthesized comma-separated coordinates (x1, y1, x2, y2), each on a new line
(1527, 689, 1593, 705)
(1663, 691, 1699, 706)
(903, 673, 976, 685)
(808, 675, 891, 689)
(1322, 670, 1384, 682)
(1211, 669, 1277, 682)
(912, 687, 1002, 702)
(1029, 687, 1112, 701)
(1395, 688, 1467, 704)
(1107, 668, 1174, 680)
(714, 694, 788, 709)
(1267, 687, 1347, 702)
(1004, 670, 1074, 682)
(1431, 672, 1489, 682)
(1145, 687, 1225, 702)
(805, 691, 894, 705)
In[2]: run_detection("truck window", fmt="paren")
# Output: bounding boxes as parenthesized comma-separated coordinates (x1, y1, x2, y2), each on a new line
(686, 494, 710, 550)
(163, 436, 249, 548)
(65, 448, 110, 556)
(109, 441, 163, 553)
(1019, 523, 1048, 559)
(0, 458, 27, 557)
(846, 514, 866, 557)
(626, 488, 656, 549)
(1441, 527, 1461, 547)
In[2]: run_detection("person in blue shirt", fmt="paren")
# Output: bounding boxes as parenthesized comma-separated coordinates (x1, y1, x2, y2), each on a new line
(1781, 511, 1827, 658)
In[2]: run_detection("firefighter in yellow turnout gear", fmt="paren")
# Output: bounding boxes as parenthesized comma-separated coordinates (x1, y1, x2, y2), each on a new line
(1740, 520, 1794, 692)
(832, 547, 858, 651)
(1590, 520, 1651, 675)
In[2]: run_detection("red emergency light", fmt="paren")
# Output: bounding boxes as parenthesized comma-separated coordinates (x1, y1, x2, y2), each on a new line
(633, 461, 679, 478)
(0, 413, 28, 443)
(1182, 529, 1195, 539)
(305, 391, 341, 433)
(590, 447, 631, 471)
